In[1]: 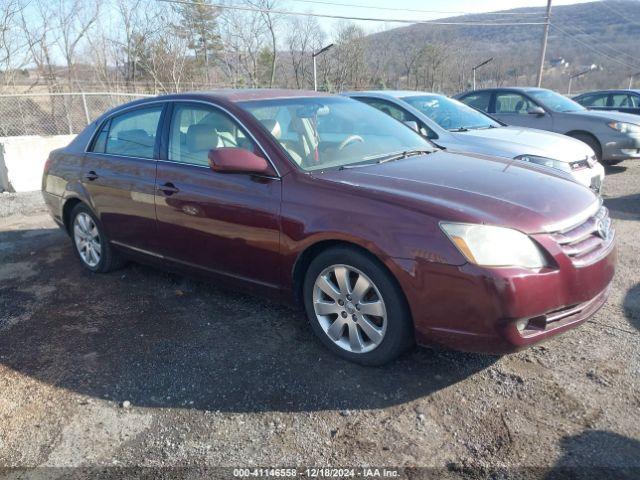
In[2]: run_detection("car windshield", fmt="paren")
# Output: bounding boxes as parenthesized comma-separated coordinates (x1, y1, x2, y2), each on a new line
(238, 97, 435, 171)
(402, 94, 501, 131)
(528, 89, 586, 113)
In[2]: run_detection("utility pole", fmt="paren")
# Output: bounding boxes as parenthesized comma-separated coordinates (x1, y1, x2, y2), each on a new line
(536, 0, 552, 87)
(568, 65, 598, 95)
(312, 43, 334, 92)
(629, 71, 640, 89)
(472, 58, 493, 90)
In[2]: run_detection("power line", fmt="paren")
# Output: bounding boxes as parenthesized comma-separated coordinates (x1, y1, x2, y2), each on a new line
(560, 22, 638, 64)
(283, 0, 545, 17)
(599, 0, 640, 28)
(157, 0, 547, 26)
(551, 23, 640, 71)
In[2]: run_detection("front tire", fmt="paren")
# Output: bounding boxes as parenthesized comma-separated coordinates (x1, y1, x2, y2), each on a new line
(70, 203, 125, 273)
(569, 132, 603, 163)
(303, 247, 413, 366)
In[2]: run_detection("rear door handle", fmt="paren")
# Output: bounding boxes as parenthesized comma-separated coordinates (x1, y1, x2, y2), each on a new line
(84, 171, 98, 181)
(158, 182, 180, 196)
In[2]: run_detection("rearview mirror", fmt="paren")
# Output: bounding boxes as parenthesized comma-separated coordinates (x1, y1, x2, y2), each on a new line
(527, 106, 545, 116)
(208, 148, 272, 175)
(403, 120, 419, 132)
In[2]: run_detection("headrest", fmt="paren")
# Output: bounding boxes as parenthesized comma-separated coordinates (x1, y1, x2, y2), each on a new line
(261, 119, 281, 139)
(118, 129, 153, 147)
(187, 124, 218, 152)
(200, 113, 236, 133)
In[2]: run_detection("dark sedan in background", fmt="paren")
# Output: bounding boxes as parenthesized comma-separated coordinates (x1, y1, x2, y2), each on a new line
(42, 90, 616, 365)
(456, 87, 640, 165)
(573, 89, 640, 116)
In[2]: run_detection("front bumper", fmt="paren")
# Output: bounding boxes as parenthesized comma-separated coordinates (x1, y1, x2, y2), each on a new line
(392, 235, 616, 354)
(601, 133, 640, 161)
(570, 162, 605, 193)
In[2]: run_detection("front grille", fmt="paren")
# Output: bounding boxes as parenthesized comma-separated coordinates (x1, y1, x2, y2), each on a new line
(569, 159, 589, 170)
(551, 206, 614, 267)
(569, 155, 597, 171)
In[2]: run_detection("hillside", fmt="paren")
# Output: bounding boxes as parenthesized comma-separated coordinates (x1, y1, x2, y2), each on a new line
(365, 0, 640, 94)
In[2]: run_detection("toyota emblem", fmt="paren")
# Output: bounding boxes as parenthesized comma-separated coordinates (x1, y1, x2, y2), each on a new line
(596, 218, 609, 240)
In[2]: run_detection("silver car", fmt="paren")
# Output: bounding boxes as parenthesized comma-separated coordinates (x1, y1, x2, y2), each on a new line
(344, 90, 605, 192)
(455, 87, 640, 165)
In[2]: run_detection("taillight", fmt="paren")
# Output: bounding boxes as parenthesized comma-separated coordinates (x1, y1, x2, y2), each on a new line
(43, 155, 53, 174)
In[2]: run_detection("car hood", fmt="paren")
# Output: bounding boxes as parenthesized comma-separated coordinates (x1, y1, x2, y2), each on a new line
(568, 109, 640, 123)
(314, 150, 599, 234)
(450, 126, 594, 162)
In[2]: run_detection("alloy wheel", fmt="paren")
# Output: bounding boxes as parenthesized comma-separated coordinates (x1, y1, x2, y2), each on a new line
(73, 212, 102, 267)
(312, 264, 387, 353)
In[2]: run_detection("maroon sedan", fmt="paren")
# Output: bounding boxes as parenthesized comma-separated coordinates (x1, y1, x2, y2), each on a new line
(42, 90, 616, 365)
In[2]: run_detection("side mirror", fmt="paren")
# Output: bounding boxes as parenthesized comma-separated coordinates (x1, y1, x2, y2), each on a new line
(527, 106, 546, 116)
(208, 147, 272, 175)
(403, 120, 419, 132)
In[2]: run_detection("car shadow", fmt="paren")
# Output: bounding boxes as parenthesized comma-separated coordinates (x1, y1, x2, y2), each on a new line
(604, 194, 640, 221)
(603, 164, 627, 175)
(545, 430, 640, 479)
(623, 283, 640, 332)
(0, 227, 497, 413)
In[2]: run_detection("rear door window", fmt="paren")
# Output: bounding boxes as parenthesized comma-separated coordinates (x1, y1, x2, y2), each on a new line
(94, 106, 163, 159)
(494, 93, 534, 114)
(459, 92, 491, 112)
(579, 93, 607, 107)
(611, 93, 633, 107)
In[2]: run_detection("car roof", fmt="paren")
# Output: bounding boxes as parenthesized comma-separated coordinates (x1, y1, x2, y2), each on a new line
(458, 87, 547, 96)
(194, 88, 332, 102)
(133, 89, 332, 106)
(343, 90, 445, 99)
(574, 89, 640, 96)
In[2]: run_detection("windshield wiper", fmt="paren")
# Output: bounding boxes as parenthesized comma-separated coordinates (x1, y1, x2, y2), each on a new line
(450, 125, 493, 132)
(339, 149, 433, 170)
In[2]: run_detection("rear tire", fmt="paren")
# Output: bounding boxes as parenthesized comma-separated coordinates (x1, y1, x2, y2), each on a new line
(69, 203, 125, 273)
(302, 246, 414, 366)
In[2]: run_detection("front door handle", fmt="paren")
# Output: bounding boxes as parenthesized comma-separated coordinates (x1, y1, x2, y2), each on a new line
(158, 182, 180, 196)
(84, 171, 98, 181)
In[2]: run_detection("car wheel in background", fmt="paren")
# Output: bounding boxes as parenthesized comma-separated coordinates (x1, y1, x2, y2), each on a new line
(568, 132, 603, 163)
(70, 203, 125, 273)
(303, 246, 414, 365)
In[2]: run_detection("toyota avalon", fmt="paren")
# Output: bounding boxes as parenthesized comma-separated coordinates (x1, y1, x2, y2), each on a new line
(42, 90, 616, 365)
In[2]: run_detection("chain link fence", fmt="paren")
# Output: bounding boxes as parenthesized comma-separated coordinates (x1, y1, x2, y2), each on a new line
(0, 92, 153, 137)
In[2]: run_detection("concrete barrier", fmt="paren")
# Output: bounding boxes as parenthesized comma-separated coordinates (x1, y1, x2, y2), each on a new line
(0, 135, 76, 192)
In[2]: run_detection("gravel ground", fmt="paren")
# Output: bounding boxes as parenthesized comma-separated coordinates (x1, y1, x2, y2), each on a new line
(0, 162, 639, 479)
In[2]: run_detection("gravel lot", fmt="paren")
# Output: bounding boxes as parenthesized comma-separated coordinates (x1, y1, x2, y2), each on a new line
(0, 162, 639, 479)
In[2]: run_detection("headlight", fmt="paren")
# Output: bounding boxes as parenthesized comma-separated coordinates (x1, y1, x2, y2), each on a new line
(440, 223, 547, 268)
(514, 154, 572, 172)
(608, 121, 640, 134)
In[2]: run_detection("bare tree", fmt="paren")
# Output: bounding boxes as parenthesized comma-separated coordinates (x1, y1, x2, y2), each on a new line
(286, 15, 325, 89)
(218, 6, 269, 87)
(328, 22, 368, 91)
(0, 0, 28, 88)
(246, 0, 280, 87)
(19, 1, 59, 93)
(49, 0, 100, 90)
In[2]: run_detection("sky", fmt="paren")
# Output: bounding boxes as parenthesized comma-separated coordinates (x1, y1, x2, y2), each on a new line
(275, 0, 596, 34)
